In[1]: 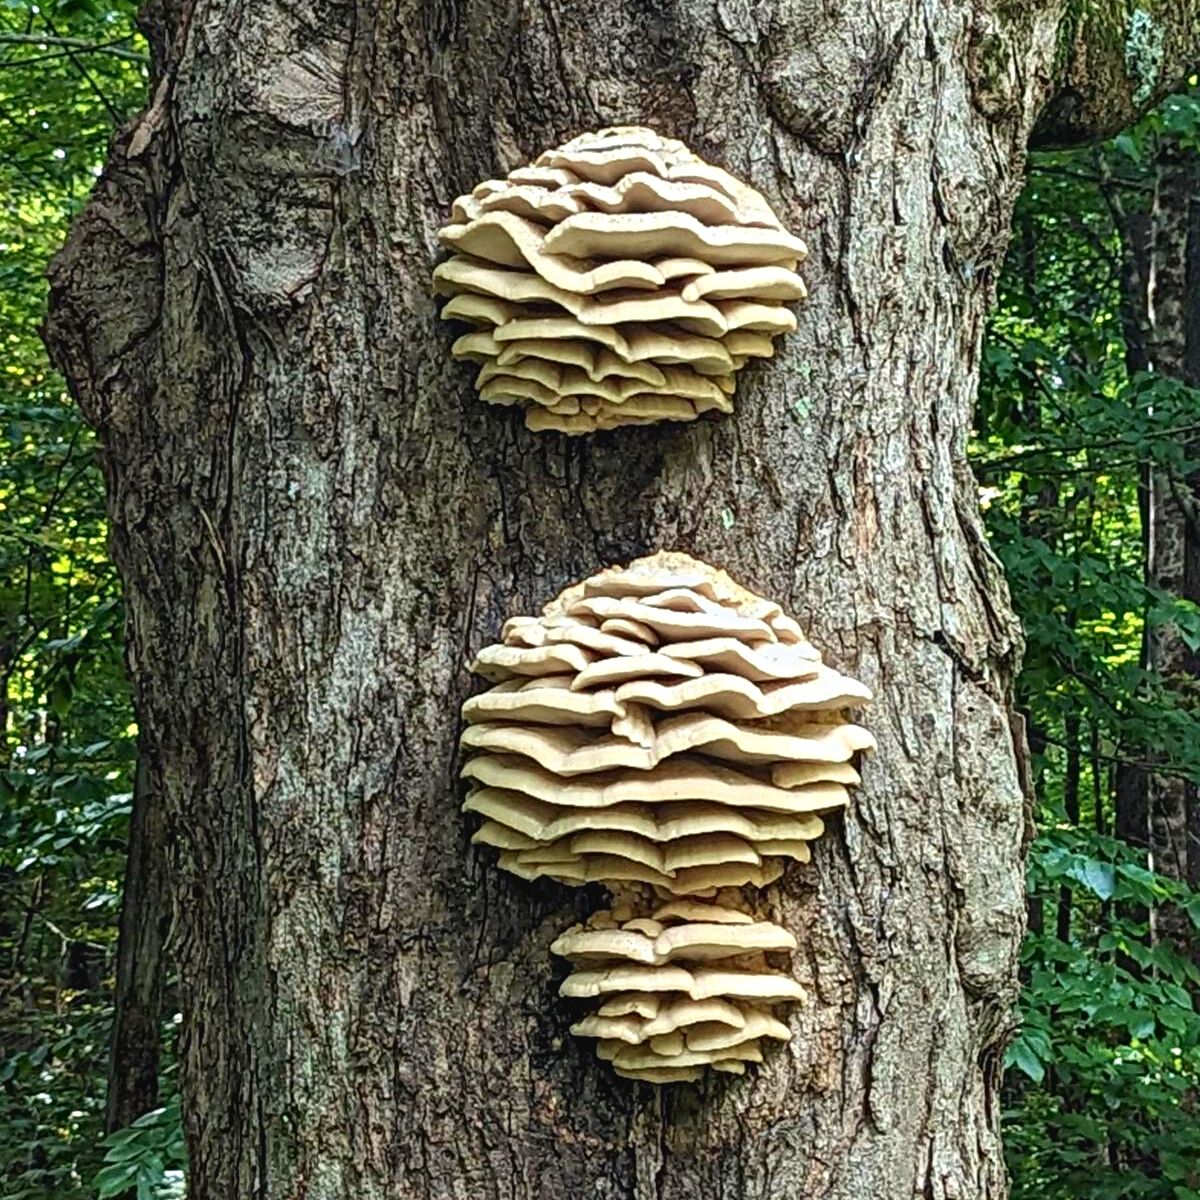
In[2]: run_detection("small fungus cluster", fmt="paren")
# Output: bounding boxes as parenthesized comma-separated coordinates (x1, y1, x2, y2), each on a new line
(552, 897, 805, 1084)
(435, 127, 807, 433)
(460, 552, 873, 1082)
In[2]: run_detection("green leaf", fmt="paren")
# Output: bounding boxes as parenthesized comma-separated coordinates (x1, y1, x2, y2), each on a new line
(101, 1139, 150, 1162)
(1068, 857, 1116, 900)
(130, 1104, 169, 1129)
(1007, 1038, 1046, 1084)
(95, 1162, 139, 1197)
(1130, 1013, 1156, 1040)
(1158, 1006, 1191, 1033)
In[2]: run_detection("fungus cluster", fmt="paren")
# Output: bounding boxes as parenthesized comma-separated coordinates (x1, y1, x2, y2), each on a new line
(552, 897, 805, 1083)
(461, 552, 874, 894)
(434, 127, 807, 433)
(459, 551, 873, 1084)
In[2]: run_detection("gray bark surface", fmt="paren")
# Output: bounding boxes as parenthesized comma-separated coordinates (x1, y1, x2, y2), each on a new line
(1144, 139, 1200, 957)
(42, 1, 1200, 1197)
(105, 754, 169, 1131)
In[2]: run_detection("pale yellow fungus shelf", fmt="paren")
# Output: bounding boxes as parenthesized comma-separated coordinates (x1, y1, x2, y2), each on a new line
(435, 127, 807, 433)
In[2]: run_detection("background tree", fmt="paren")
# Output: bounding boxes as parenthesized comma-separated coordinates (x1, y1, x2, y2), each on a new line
(980, 86, 1200, 1197)
(1118, 121, 1199, 960)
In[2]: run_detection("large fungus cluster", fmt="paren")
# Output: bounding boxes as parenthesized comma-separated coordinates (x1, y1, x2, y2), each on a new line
(461, 552, 874, 893)
(552, 898, 805, 1083)
(459, 551, 873, 1083)
(434, 127, 807, 434)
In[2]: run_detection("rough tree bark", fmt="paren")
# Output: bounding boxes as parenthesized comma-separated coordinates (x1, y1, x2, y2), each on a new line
(1144, 138, 1200, 955)
(43, 2, 1200, 1197)
(105, 753, 169, 1131)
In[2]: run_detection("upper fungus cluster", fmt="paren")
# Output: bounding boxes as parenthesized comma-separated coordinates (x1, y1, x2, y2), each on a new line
(435, 127, 807, 433)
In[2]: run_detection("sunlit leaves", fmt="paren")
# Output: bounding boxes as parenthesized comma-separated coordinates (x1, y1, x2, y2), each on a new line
(0, 3, 146, 1198)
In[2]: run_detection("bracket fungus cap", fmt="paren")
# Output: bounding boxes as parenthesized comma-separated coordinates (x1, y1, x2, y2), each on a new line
(435, 127, 807, 433)
(459, 551, 872, 895)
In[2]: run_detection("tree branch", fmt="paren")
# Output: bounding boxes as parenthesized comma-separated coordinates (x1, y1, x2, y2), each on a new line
(39, 17, 122, 122)
(0, 33, 146, 64)
(1032, 3, 1200, 147)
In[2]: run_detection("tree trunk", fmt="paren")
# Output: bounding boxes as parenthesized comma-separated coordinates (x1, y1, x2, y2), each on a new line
(42, 2, 1200, 1197)
(1107, 169, 1152, 935)
(1187, 171, 1200, 905)
(1056, 715, 1081, 944)
(1144, 138, 1200, 958)
(105, 753, 169, 1132)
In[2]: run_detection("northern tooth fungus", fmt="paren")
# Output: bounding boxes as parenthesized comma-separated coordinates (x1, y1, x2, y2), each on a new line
(435, 127, 807, 433)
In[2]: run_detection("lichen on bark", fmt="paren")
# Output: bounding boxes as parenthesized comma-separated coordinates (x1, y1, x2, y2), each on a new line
(1125, 8, 1167, 104)
(1034, 0, 1200, 145)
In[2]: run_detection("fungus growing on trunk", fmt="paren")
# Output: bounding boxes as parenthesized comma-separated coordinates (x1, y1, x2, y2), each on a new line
(553, 898, 804, 1083)
(460, 551, 872, 894)
(461, 552, 870, 1082)
(434, 127, 807, 433)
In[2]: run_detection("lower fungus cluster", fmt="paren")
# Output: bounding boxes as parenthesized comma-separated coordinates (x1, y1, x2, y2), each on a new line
(553, 898, 804, 1083)
(460, 552, 872, 1083)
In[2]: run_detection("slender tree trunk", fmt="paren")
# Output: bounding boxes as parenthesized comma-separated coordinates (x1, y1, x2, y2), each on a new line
(1107, 177, 1153, 869)
(1110, 134, 1200, 960)
(42, 2, 1200, 1197)
(105, 753, 169, 1132)
(1144, 138, 1200, 958)
(1057, 715, 1081, 944)
(1187, 175, 1200, 902)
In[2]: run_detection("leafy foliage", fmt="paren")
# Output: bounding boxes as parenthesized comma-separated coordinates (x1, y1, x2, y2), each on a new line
(0, 3, 160, 1197)
(979, 84, 1200, 1200)
(94, 1095, 185, 1200)
(1006, 831, 1200, 1198)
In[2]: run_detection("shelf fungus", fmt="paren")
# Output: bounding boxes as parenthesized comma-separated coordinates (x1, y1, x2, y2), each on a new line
(460, 551, 873, 895)
(435, 126, 807, 433)
(552, 897, 804, 1083)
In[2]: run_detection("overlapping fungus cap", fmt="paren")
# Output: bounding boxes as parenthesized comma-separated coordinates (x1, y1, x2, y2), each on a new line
(460, 551, 873, 894)
(553, 896, 803, 1083)
(434, 127, 807, 434)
